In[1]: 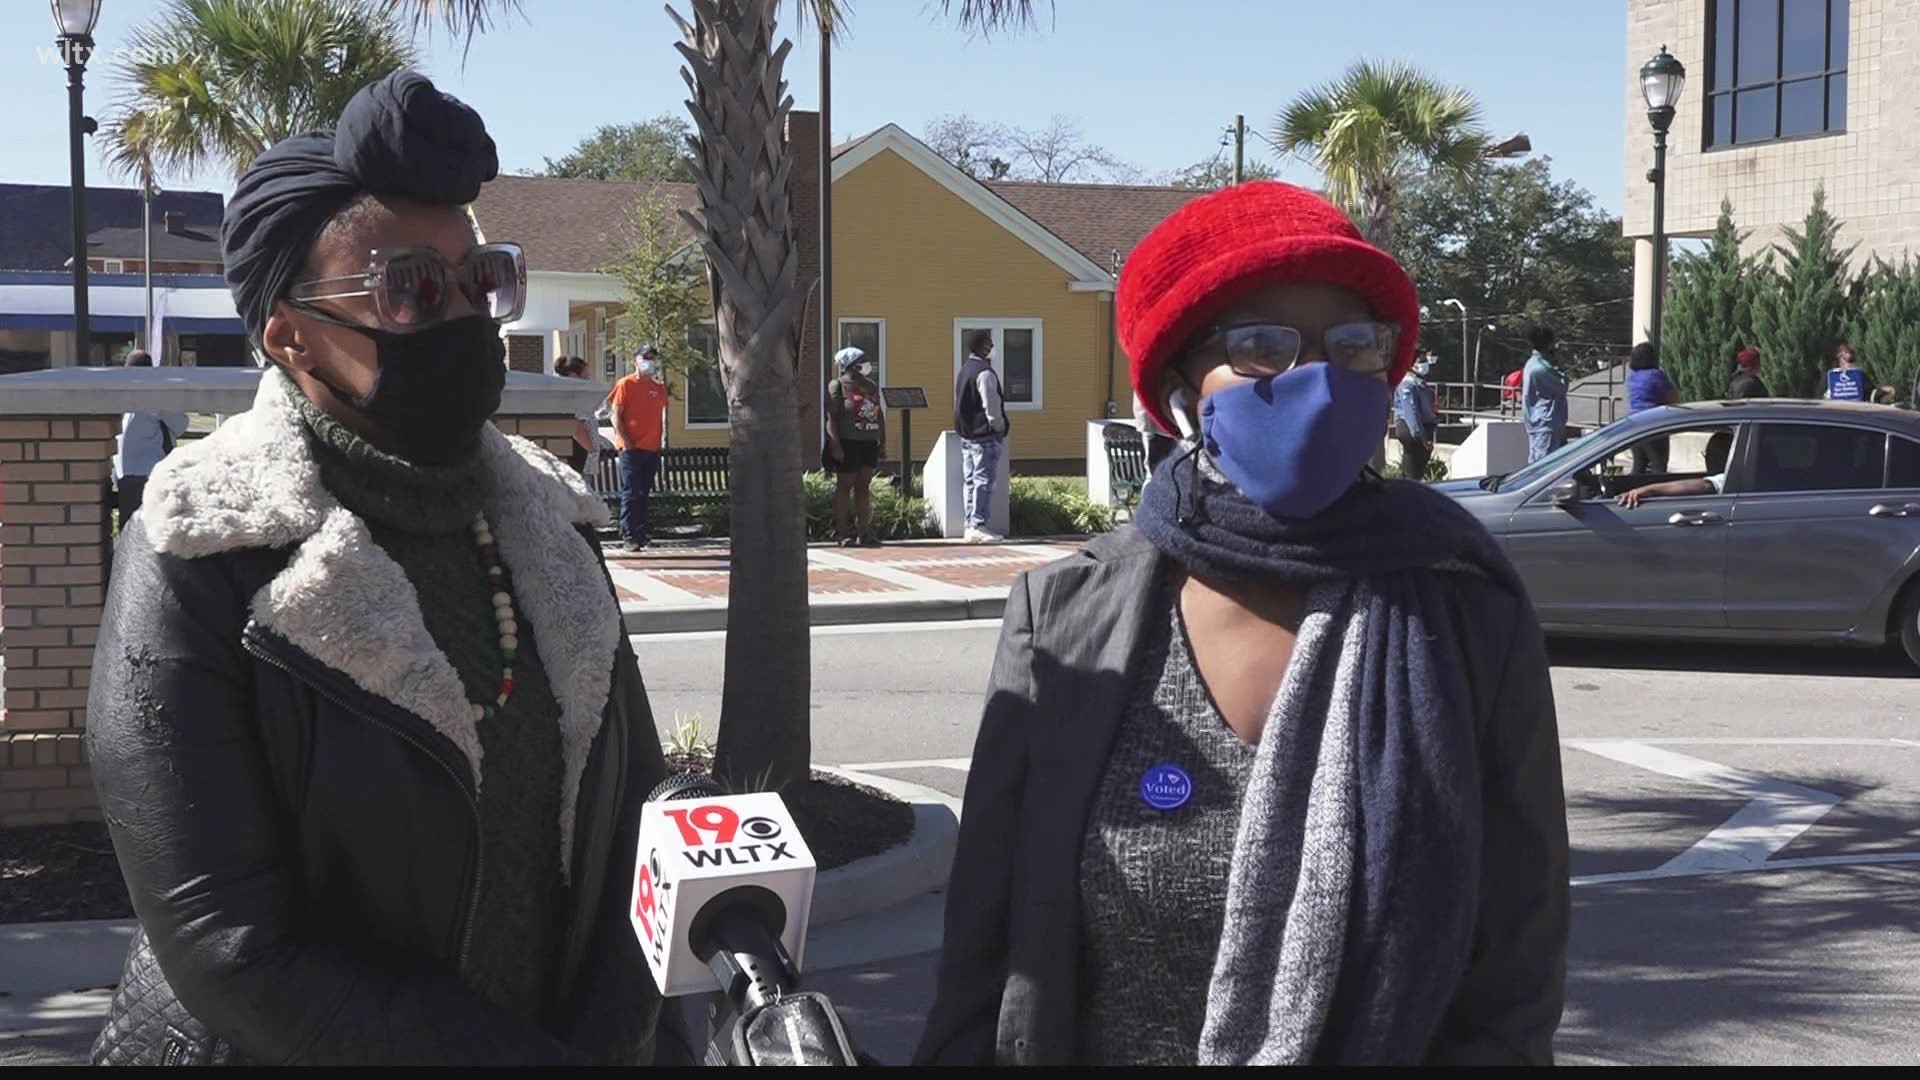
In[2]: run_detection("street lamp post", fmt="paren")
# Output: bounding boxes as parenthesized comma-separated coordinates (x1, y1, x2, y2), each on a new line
(1441, 296, 1470, 403)
(52, 0, 104, 367)
(1641, 45, 1686, 356)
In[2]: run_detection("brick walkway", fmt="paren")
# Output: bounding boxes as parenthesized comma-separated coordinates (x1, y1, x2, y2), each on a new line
(604, 539, 1082, 626)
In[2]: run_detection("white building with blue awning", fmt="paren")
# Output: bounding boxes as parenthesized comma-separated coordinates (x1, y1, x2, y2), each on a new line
(0, 182, 244, 374)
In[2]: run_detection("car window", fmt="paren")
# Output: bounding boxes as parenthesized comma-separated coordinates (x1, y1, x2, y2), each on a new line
(1751, 423, 1886, 493)
(1497, 428, 1607, 491)
(1566, 425, 1738, 501)
(1890, 436, 1920, 489)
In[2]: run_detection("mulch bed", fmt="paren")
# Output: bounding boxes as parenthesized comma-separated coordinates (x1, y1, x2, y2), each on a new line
(0, 764, 912, 925)
(661, 754, 914, 872)
(0, 823, 129, 923)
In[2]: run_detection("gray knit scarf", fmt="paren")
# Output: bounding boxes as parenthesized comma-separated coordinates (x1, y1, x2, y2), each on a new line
(1136, 451, 1510, 1065)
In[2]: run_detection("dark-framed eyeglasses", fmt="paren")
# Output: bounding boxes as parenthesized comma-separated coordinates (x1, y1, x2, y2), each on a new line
(286, 242, 527, 331)
(1192, 320, 1399, 378)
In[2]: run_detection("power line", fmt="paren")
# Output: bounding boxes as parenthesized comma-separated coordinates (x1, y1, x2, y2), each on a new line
(1418, 295, 1631, 325)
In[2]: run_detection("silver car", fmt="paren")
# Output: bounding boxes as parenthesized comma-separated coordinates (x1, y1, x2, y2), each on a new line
(1438, 400, 1920, 667)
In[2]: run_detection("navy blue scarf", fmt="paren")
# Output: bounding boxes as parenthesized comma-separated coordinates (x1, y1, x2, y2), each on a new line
(1134, 449, 1520, 592)
(1136, 450, 1523, 1063)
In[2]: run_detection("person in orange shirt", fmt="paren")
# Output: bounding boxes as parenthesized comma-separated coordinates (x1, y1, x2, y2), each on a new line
(608, 345, 669, 548)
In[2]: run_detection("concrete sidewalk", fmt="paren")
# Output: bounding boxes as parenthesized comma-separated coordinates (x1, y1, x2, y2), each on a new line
(606, 538, 1081, 634)
(0, 767, 960, 1065)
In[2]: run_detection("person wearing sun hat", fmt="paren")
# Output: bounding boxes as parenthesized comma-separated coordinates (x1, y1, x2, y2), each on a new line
(918, 181, 1567, 1067)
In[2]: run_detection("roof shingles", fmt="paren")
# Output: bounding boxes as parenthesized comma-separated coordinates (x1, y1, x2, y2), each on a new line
(467, 176, 698, 274)
(985, 180, 1203, 270)
(468, 172, 1200, 276)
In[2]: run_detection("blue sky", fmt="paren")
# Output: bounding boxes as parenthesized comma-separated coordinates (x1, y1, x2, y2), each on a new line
(1, 0, 1628, 211)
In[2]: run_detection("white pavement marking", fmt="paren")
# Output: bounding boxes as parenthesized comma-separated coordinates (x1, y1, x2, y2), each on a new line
(1573, 737, 1919, 747)
(605, 562, 708, 605)
(1573, 852, 1920, 887)
(806, 546, 973, 596)
(629, 619, 1001, 645)
(837, 757, 974, 773)
(1566, 739, 1844, 885)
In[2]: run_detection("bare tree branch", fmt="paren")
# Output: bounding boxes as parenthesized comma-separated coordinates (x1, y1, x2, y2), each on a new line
(1000, 115, 1134, 183)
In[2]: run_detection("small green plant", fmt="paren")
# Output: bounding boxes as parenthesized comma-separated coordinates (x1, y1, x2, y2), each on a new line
(1009, 476, 1114, 537)
(802, 470, 936, 541)
(662, 711, 715, 759)
(716, 761, 786, 796)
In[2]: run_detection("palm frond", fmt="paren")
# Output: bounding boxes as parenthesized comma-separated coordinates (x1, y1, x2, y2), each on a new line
(794, 0, 851, 41)
(378, 0, 522, 38)
(103, 0, 417, 183)
(1269, 58, 1490, 234)
(938, 0, 1048, 36)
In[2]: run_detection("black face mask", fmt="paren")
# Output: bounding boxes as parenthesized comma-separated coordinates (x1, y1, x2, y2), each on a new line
(300, 313, 506, 466)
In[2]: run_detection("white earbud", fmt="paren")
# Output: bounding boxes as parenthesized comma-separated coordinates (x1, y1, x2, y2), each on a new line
(1168, 386, 1199, 442)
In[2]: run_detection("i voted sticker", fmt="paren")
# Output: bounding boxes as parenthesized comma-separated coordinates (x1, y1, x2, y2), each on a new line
(1140, 764, 1192, 811)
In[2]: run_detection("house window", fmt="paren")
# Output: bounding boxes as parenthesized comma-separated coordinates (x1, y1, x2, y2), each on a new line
(1706, 0, 1848, 149)
(685, 321, 728, 427)
(838, 319, 885, 377)
(953, 319, 1044, 410)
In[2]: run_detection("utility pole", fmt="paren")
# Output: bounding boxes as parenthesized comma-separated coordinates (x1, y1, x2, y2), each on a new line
(1232, 114, 1246, 185)
(142, 179, 155, 353)
(819, 21, 833, 440)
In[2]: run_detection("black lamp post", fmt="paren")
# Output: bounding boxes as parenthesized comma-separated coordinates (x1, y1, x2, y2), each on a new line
(1641, 45, 1686, 355)
(52, 0, 103, 367)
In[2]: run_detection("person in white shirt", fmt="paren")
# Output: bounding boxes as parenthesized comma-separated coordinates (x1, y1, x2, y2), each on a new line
(114, 350, 188, 525)
(1614, 430, 1734, 509)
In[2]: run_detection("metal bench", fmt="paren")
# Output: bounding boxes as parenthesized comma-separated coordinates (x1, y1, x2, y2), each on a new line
(656, 447, 731, 500)
(585, 447, 732, 510)
(1102, 422, 1149, 516)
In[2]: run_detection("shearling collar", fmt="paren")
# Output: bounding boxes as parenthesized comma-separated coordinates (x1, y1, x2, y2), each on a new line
(142, 369, 619, 877)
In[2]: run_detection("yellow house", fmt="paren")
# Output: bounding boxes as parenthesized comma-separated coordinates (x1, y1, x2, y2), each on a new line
(470, 116, 1200, 469)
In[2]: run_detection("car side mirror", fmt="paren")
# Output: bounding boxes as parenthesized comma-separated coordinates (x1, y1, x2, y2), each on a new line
(1548, 478, 1580, 508)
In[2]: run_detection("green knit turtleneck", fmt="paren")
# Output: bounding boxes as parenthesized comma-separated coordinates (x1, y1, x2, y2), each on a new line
(295, 396, 568, 1024)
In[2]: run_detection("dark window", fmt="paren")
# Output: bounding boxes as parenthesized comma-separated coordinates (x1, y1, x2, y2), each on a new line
(686, 323, 727, 425)
(1889, 438, 1920, 489)
(1003, 328, 1035, 403)
(1706, 0, 1848, 148)
(1751, 423, 1884, 493)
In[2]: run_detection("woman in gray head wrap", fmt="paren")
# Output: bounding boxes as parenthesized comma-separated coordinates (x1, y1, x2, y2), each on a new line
(85, 70, 685, 1066)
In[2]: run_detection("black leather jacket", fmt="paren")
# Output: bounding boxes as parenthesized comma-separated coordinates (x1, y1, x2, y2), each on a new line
(82, 373, 679, 1065)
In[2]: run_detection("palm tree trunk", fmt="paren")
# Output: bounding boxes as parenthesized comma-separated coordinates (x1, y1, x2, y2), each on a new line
(672, 0, 811, 789)
(1362, 178, 1395, 253)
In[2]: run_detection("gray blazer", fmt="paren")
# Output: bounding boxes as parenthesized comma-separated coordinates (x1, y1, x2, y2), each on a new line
(913, 527, 1569, 1066)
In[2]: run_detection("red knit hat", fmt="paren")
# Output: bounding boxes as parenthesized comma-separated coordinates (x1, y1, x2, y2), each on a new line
(1117, 181, 1421, 435)
(1736, 345, 1761, 370)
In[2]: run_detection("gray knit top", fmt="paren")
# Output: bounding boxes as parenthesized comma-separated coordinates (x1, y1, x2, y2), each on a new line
(1077, 596, 1257, 1065)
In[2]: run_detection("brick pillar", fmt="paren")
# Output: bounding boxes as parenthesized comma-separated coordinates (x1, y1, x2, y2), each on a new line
(0, 416, 117, 827)
(787, 109, 824, 451)
(507, 334, 546, 374)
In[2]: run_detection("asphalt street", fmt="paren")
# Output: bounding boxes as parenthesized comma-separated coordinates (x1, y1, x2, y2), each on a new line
(643, 623, 1920, 1066)
(8, 626, 1916, 1065)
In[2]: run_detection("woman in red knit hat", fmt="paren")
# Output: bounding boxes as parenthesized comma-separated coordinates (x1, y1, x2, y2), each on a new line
(917, 182, 1567, 1066)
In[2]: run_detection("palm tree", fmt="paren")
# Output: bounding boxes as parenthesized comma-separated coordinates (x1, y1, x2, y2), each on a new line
(1275, 60, 1488, 252)
(103, 0, 417, 183)
(390, 0, 1040, 789)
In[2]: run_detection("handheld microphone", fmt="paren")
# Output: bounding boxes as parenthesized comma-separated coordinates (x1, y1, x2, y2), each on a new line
(632, 774, 863, 1066)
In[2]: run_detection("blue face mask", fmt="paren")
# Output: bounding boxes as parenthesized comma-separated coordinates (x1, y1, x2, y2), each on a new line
(1198, 361, 1391, 520)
